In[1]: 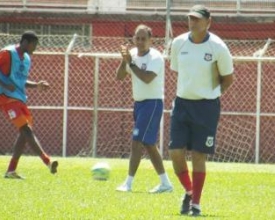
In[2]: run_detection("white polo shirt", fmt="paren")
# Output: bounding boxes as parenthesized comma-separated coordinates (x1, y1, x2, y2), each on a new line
(127, 47, 164, 101)
(170, 32, 234, 100)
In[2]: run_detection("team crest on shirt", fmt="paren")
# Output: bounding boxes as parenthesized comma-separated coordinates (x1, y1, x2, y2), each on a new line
(141, 63, 147, 70)
(205, 136, 214, 147)
(8, 110, 16, 119)
(204, 53, 213, 61)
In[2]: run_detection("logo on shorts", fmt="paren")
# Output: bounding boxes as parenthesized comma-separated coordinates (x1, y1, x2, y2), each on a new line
(133, 128, 139, 136)
(205, 136, 214, 147)
(204, 53, 212, 61)
(8, 110, 16, 119)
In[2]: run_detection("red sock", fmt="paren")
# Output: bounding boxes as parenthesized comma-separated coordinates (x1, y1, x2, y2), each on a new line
(192, 171, 206, 205)
(7, 158, 19, 172)
(177, 170, 192, 192)
(40, 153, 50, 165)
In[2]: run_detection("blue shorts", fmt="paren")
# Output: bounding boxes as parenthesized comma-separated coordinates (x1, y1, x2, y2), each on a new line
(132, 99, 163, 146)
(169, 97, 220, 154)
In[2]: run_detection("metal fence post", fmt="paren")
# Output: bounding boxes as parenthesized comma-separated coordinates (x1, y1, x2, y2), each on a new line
(92, 56, 100, 157)
(62, 33, 78, 157)
(254, 38, 272, 163)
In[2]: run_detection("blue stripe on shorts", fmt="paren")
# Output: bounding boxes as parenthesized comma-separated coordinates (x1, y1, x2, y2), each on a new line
(132, 99, 163, 145)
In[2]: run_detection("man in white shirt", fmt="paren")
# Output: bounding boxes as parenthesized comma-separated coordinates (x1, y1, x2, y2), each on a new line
(169, 5, 234, 216)
(116, 24, 173, 193)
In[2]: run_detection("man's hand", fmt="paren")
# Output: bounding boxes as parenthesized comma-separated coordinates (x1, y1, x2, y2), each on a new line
(37, 80, 49, 91)
(120, 45, 132, 64)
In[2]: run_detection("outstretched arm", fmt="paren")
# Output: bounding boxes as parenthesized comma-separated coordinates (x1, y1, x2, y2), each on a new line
(26, 80, 49, 91)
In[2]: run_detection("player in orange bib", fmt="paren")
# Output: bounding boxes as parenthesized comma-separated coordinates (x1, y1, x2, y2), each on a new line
(0, 31, 58, 179)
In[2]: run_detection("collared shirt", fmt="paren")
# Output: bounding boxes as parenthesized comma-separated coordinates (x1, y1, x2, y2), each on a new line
(127, 47, 164, 101)
(170, 32, 234, 100)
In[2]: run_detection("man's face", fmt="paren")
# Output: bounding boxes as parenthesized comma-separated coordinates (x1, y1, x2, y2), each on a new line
(188, 15, 210, 34)
(133, 29, 151, 54)
(25, 40, 38, 55)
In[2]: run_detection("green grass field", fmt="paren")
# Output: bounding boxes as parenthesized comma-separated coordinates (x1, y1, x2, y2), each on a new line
(0, 156, 274, 220)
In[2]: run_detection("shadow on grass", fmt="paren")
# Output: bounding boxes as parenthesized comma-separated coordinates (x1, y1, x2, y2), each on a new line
(169, 213, 230, 219)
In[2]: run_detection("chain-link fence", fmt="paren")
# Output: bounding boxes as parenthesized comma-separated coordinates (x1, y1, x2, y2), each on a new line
(0, 1, 275, 163)
(2, 0, 275, 14)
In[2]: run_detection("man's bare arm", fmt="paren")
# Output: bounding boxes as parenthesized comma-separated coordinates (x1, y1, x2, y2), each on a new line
(116, 60, 129, 80)
(220, 74, 233, 94)
(129, 64, 156, 84)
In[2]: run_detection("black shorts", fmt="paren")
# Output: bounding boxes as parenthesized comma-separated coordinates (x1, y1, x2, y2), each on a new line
(169, 97, 220, 154)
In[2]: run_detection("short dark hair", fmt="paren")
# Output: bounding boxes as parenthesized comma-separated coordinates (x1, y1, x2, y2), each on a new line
(134, 24, 152, 38)
(20, 31, 38, 43)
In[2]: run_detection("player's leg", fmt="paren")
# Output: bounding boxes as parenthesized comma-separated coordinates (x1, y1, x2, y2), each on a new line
(169, 148, 193, 214)
(146, 144, 165, 175)
(128, 140, 143, 176)
(145, 144, 173, 193)
(169, 148, 192, 192)
(135, 99, 172, 193)
(169, 97, 193, 213)
(116, 140, 143, 192)
(22, 104, 58, 174)
(2, 101, 28, 178)
(5, 132, 27, 179)
(189, 98, 220, 216)
(3, 101, 58, 177)
(19, 124, 58, 174)
(190, 151, 207, 216)
(116, 101, 144, 192)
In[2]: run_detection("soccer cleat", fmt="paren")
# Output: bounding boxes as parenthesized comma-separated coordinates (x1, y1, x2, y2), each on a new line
(149, 184, 173, 193)
(49, 161, 58, 174)
(4, 171, 25, 179)
(189, 206, 201, 216)
(116, 183, 132, 192)
(180, 194, 192, 215)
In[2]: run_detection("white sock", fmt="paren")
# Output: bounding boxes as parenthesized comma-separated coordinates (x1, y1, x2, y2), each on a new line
(192, 204, 201, 210)
(125, 175, 134, 187)
(159, 173, 171, 186)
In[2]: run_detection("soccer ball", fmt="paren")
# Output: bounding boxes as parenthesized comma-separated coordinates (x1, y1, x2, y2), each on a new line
(91, 162, 110, 180)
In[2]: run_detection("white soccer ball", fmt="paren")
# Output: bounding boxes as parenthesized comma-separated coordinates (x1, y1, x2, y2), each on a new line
(91, 162, 110, 180)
